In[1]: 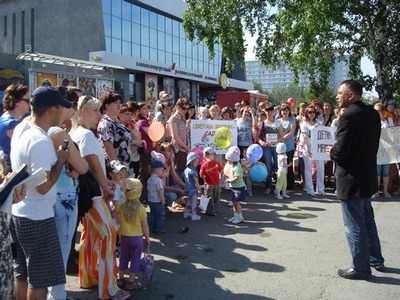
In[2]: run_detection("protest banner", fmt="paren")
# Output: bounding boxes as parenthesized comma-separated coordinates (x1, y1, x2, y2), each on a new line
(310, 126, 336, 161)
(190, 120, 237, 154)
(377, 127, 400, 165)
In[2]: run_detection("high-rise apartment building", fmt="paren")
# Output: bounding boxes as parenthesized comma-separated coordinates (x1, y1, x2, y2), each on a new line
(246, 56, 350, 92)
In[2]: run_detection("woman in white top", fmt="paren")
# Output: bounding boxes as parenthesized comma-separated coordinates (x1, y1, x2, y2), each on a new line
(71, 95, 130, 300)
(300, 105, 325, 196)
(372, 102, 393, 198)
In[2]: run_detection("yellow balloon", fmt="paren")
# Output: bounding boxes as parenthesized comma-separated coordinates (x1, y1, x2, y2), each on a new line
(214, 126, 233, 149)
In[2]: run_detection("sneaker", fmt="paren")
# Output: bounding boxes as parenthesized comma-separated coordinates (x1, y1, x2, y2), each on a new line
(183, 210, 191, 219)
(383, 192, 391, 198)
(153, 228, 167, 234)
(228, 214, 238, 222)
(282, 193, 290, 199)
(275, 194, 283, 200)
(112, 289, 131, 300)
(231, 216, 244, 224)
(191, 214, 201, 221)
(371, 192, 380, 198)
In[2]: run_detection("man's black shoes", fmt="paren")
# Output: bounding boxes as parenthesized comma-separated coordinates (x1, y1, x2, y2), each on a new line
(338, 268, 371, 280)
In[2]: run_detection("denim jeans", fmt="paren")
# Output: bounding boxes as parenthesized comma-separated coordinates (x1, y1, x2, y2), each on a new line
(340, 198, 384, 273)
(165, 184, 183, 206)
(262, 147, 277, 189)
(148, 202, 165, 232)
(48, 186, 78, 300)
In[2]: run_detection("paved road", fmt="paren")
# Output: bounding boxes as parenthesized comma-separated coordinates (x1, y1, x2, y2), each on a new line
(66, 187, 400, 300)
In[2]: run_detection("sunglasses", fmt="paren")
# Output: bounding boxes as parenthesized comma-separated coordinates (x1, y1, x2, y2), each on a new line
(181, 106, 189, 110)
(79, 95, 93, 110)
(20, 98, 30, 104)
(307, 111, 316, 114)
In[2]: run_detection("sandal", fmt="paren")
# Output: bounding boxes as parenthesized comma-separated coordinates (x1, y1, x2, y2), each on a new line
(125, 280, 143, 291)
(116, 278, 126, 288)
(112, 289, 131, 300)
(264, 188, 272, 195)
(172, 202, 185, 210)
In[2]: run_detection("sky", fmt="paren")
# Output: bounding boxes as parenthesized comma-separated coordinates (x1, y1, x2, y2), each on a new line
(244, 32, 376, 77)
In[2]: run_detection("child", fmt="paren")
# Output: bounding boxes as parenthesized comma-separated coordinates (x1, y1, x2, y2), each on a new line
(275, 142, 291, 199)
(241, 147, 253, 197)
(147, 160, 167, 233)
(199, 147, 223, 216)
(225, 146, 246, 224)
(116, 178, 150, 291)
(108, 160, 127, 231)
(184, 152, 202, 221)
(108, 160, 127, 205)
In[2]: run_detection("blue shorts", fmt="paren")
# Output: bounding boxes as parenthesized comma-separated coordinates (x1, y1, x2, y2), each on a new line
(377, 164, 390, 177)
(230, 186, 246, 202)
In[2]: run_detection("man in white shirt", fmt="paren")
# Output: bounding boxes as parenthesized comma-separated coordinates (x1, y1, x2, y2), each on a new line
(10, 86, 71, 300)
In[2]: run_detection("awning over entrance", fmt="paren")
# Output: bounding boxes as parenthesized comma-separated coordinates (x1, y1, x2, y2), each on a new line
(16, 52, 125, 71)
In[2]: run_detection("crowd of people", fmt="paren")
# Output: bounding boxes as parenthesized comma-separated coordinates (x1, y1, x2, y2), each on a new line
(0, 80, 393, 299)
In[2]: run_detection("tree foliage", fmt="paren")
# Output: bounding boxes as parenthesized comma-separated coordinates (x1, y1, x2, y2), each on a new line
(266, 84, 336, 107)
(183, 0, 400, 102)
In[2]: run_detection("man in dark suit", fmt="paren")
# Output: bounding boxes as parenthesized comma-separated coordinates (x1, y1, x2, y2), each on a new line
(328, 79, 385, 280)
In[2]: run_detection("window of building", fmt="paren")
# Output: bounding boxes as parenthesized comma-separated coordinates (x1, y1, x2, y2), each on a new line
(112, 0, 122, 17)
(102, 0, 111, 14)
(122, 20, 131, 42)
(122, 1, 131, 20)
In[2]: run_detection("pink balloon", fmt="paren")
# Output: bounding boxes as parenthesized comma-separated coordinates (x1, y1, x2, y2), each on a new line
(192, 147, 204, 165)
(287, 98, 295, 107)
(199, 156, 207, 165)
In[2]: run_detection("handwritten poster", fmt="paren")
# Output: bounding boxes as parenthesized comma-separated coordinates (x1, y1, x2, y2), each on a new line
(190, 120, 237, 154)
(310, 126, 337, 160)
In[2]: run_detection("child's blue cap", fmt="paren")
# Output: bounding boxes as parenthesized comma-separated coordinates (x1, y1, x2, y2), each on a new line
(150, 160, 165, 169)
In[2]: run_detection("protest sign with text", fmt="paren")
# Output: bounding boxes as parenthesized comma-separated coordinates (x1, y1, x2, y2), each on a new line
(190, 120, 237, 154)
(310, 126, 337, 161)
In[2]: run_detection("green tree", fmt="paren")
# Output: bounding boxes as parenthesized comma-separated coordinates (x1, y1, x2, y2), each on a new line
(251, 80, 266, 94)
(183, 0, 400, 102)
(267, 84, 306, 105)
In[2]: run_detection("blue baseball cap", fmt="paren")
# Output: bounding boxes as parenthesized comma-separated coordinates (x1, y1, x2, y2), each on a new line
(31, 86, 72, 108)
(150, 160, 166, 169)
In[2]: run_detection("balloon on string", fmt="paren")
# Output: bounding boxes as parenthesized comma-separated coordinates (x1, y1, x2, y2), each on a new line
(223, 163, 232, 177)
(192, 147, 204, 165)
(214, 126, 233, 150)
(148, 122, 165, 142)
(246, 144, 263, 163)
(250, 163, 268, 182)
(287, 97, 295, 107)
(199, 156, 207, 165)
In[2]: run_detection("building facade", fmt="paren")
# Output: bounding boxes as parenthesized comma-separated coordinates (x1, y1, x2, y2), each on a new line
(0, 0, 252, 105)
(246, 56, 350, 92)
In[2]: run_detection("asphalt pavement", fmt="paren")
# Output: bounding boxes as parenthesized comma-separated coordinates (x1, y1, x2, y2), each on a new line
(65, 186, 400, 300)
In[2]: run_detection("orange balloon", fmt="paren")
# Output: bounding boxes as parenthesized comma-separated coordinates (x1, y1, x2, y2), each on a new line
(148, 122, 165, 142)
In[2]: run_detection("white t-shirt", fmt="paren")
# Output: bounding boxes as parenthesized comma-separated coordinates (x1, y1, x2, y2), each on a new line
(277, 154, 288, 174)
(71, 125, 106, 176)
(300, 121, 321, 156)
(10, 120, 57, 220)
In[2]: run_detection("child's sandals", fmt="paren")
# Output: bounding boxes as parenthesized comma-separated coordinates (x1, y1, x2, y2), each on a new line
(125, 280, 143, 291)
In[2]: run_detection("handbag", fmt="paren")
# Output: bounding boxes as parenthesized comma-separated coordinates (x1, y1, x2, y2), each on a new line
(77, 170, 102, 217)
(141, 245, 154, 281)
(198, 194, 210, 212)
